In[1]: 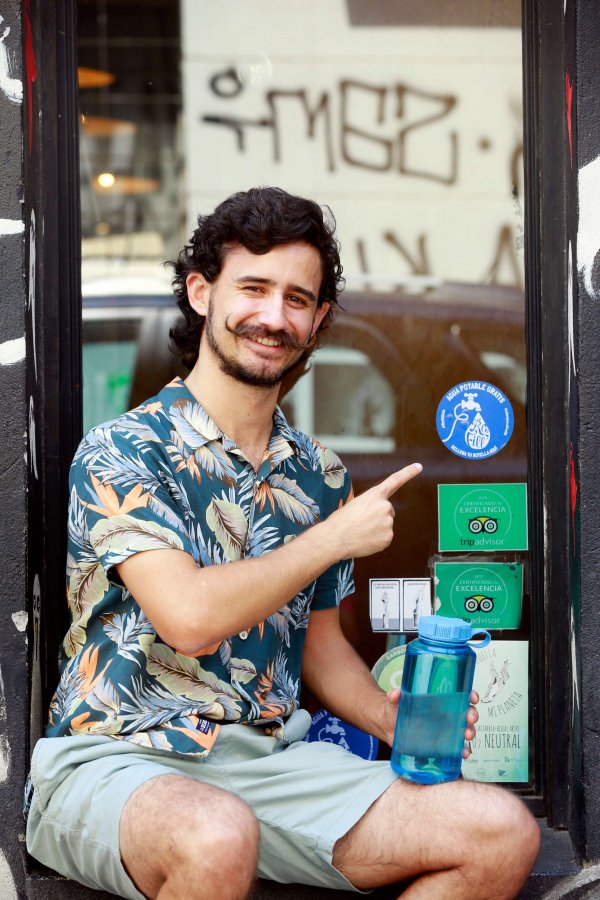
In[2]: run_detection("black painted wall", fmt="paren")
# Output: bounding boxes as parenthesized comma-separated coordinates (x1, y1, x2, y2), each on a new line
(573, 0, 600, 862)
(0, 1, 81, 896)
(0, 0, 27, 895)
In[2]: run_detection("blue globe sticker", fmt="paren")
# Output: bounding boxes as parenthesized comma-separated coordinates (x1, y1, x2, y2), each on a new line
(436, 381, 514, 460)
(304, 709, 378, 760)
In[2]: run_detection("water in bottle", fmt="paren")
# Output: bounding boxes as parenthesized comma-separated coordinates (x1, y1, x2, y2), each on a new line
(391, 615, 490, 784)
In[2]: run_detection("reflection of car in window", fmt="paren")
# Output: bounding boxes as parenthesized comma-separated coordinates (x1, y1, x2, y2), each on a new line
(280, 346, 396, 454)
(82, 279, 526, 664)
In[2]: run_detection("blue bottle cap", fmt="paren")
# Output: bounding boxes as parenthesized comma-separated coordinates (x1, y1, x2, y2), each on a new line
(418, 615, 491, 647)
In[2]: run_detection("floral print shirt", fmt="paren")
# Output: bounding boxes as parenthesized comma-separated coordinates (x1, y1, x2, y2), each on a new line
(46, 377, 354, 756)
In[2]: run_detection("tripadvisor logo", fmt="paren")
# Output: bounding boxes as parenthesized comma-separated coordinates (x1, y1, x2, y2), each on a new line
(464, 594, 495, 613)
(468, 516, 498, 534)
(451, 567, 509, 622)
(456, 488, 511, 546)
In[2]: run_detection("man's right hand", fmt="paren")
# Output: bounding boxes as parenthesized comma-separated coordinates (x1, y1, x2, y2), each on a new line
(326, 463, 422, 559)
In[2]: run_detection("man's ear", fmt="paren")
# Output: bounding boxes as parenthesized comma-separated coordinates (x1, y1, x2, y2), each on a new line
(311, 301, 331, 337)
(186, 271, 211, 316)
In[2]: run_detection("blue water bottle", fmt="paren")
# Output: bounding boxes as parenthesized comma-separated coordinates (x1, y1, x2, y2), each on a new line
(391, 615, 491, 784)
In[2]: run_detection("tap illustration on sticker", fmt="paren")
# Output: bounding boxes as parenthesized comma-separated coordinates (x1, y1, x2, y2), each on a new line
(436, 381, 514, 460)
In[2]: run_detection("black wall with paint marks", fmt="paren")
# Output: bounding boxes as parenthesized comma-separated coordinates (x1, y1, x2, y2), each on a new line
(0, 1, 81, 895)
(574, 0, 600, 862)
(0, 0, 28, 895)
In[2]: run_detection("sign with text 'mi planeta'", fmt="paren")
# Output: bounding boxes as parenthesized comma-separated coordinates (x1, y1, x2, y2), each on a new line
(462, 640, 528, 783)
(438, 483, 528, 552)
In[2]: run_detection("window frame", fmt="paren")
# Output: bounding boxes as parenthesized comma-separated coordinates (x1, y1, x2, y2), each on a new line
(29, 0, 575, 825)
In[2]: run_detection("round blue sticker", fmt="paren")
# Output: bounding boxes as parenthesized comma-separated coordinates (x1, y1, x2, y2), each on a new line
(436, 381, 514, 460)
(304, 709, 378, 760)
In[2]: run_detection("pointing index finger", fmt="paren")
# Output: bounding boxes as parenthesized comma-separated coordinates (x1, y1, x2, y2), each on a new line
(378, 463, 423, 498)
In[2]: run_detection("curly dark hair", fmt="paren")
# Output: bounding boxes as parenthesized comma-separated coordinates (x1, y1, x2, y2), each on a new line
(169, 186, 344, 369)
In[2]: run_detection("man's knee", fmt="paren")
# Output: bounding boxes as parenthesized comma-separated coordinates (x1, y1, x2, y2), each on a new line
(121, 775, 260, 897)
(172, 790, 260, 875)
(485, 786, 540, 863)
(463, 783, 540, 893)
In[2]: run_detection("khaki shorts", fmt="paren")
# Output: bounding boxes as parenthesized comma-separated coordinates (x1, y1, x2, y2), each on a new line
(27, 724, 398, 898)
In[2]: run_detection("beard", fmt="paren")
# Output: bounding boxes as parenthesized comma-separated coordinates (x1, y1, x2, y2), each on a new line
(203, 300, 314, 388)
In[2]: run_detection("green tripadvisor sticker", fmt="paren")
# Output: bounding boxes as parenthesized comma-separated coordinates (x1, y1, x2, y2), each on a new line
(438, 483, 528, 552)
(434, 562, 523, 630)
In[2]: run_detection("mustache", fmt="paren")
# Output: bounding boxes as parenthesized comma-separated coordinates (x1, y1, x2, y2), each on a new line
(224, 319, 312, 351)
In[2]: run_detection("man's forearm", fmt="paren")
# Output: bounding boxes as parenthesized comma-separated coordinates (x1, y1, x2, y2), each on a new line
(118, 517, 344, 654)
(302, 608, 393, 745)
(117, 463, 420, 656)
(306, 649, 389, 743)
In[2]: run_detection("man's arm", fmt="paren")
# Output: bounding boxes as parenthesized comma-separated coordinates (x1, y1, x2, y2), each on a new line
(301, 606, 397, 745)
(301, 606, 479, 751)
(117, 464, 422, 656)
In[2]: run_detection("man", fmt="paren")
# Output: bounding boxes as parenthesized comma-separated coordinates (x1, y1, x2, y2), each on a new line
(27, 187, 539, 899)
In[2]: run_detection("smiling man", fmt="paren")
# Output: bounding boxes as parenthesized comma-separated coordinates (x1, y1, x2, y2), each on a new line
(195, 242, 327, 387)
(26, 187, 539, 899)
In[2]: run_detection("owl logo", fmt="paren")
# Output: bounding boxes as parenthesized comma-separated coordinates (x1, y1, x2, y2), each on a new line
(464, 595, 494, 613)
(468, 516, 498, 534)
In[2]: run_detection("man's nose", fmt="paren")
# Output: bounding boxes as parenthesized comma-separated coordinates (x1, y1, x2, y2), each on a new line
(256, 295, 288, 331)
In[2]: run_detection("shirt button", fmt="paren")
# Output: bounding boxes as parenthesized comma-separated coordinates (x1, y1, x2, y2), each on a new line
(239, 630, 249, 640)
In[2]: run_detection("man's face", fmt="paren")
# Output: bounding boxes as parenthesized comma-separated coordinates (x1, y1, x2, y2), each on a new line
(188, 242, 330, 388)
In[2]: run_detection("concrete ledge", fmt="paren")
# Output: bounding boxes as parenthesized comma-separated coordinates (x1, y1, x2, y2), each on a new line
(24, 819, 582, 899)
(26, 874, 595, 900)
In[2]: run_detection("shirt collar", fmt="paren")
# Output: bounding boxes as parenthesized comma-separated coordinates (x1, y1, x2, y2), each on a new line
(158, 377, 298, 465)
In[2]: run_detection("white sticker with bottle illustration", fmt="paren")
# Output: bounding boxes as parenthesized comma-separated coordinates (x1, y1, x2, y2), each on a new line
(370, 578, 431, 632)
(436, 381, 514, 459)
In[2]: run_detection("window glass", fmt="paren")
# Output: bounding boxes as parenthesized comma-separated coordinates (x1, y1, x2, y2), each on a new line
(281, 347, 396, 453)
(82, 333, 138, 432)
(182, 2, 523, 289)
(77, 0, 532, 788)
(77, 0, 181, 289)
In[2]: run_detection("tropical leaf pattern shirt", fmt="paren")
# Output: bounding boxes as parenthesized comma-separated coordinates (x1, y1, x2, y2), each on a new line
(46, 377, 355, 756)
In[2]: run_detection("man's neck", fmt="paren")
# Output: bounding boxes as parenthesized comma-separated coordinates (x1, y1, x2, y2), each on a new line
(184, 354, 280, 471)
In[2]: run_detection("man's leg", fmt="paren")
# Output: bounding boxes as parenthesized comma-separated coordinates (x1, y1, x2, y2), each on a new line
(120, 774, 260, 900)
(332, 777, 540, 899)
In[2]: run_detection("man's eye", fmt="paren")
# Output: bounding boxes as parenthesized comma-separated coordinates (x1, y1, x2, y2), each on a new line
(289, 295, 308, 306)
